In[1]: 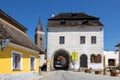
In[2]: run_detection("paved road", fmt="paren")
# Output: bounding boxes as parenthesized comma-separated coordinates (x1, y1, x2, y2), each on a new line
(39, 70, 120, 80)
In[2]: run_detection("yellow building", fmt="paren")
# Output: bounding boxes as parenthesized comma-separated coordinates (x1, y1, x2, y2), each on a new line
(0, 10, 43, 79)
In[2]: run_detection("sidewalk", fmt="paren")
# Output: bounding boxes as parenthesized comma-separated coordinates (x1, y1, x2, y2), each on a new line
(30, 70, 120, 80)
(35, 71, 55, 80)
(34, 71, 120, 80)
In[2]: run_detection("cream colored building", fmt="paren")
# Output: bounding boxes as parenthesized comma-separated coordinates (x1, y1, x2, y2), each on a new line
(104, 51, 119, 68)
(116, 43, 120, 71)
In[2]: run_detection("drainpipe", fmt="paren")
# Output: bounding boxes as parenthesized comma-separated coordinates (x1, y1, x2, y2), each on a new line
(116, 47, 120, 74)
(46, 28, 51, 72)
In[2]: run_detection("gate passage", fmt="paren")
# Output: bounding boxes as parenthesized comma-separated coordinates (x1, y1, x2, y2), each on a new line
(54, 50, 70, 70)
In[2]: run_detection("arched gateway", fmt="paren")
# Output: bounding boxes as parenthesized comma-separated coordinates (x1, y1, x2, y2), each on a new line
(53, 50, 70, 70)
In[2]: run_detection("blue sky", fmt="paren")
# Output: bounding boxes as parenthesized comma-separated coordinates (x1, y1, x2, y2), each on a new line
(0, 0, 120, 50)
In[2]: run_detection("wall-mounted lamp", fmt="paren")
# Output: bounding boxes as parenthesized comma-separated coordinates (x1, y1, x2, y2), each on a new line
(0, 39, 10, 51)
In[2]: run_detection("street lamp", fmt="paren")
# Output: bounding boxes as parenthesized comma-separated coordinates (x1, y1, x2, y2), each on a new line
(0, 38, 10, 51)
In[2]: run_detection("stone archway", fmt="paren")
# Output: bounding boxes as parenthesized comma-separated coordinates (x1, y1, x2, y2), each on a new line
(80, 54, 88, 68)
(53, 50, 70, 70)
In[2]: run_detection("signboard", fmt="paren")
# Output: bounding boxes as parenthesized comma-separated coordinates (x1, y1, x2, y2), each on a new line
(72, 52, 78, 61)
(47, 59, 51, 63)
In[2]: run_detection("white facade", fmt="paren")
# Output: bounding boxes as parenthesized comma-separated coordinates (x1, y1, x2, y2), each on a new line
(47, 26, 104, 70)
(119, 47, 120, 69)
(39, 54, 45, 67)
(116, 45, 120, 70)
(104, 51, 119, 67)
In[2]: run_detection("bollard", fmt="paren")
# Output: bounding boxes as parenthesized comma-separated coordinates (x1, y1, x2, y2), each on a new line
(39, 67, 41, 75)
(103, 68, 107, 75)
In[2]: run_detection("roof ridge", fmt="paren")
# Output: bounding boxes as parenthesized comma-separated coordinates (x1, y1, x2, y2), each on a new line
(0, 9, 27, 32)
(48, 12, 99, 20)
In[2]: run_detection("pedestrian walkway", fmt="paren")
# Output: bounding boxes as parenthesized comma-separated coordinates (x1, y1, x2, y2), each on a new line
(37, 70, 120, 80)
(35, 71, 55, 80)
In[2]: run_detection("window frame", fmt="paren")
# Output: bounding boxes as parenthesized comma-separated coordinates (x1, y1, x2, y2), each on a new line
(90, 54, 96, 63)
(96, 54, 102, 63)
(40, 37, 42, 41)
(80, 36, 85, 44)
(90, 54, 102, 63)
(30, 55, 36, 70)
(59, 36, 65, 44)
(60, 21, 66, 25)
(108, 59, 115, 66)
(11, 51, 22, 71)
(91, 36, 96, 44)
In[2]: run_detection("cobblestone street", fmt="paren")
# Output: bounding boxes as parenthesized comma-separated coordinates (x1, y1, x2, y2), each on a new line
(38, 70, 120, 80)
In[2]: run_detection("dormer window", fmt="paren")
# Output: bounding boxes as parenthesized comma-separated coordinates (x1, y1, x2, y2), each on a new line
(82, 20, 88, 25)
(60, 21, 66, 25)
(72, 13, 77, 16)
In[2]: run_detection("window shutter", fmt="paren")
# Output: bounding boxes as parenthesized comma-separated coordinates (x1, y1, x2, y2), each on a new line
(91, 54, 96, 63)
(13, 53, 15, 69)
(96, 54, 101, 63)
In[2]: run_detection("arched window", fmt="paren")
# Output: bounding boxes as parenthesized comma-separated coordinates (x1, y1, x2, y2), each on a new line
(96, 54, 101, 63)
(91, 54, 96, 63)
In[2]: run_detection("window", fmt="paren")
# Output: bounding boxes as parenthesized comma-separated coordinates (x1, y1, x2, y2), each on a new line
(80, 36, 85, 44)
(82, 20, 88, 25)
(90, 54, 102, 63)
(40, 37, 42, 41)
(59, 36, 65, 44)
(30, 56, 35, 70)
(60, 21, 66, 25)
(12, 51, 22, 70)
(91, 54, 96, 63)
(96, 54, 101, 63)
(72, 13, 77, 16)
(108, 59, 115, 66)
(91, 36, 96, 44)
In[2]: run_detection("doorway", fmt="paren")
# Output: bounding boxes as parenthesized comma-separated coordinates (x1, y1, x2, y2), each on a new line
(80, 54, 88, 68)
